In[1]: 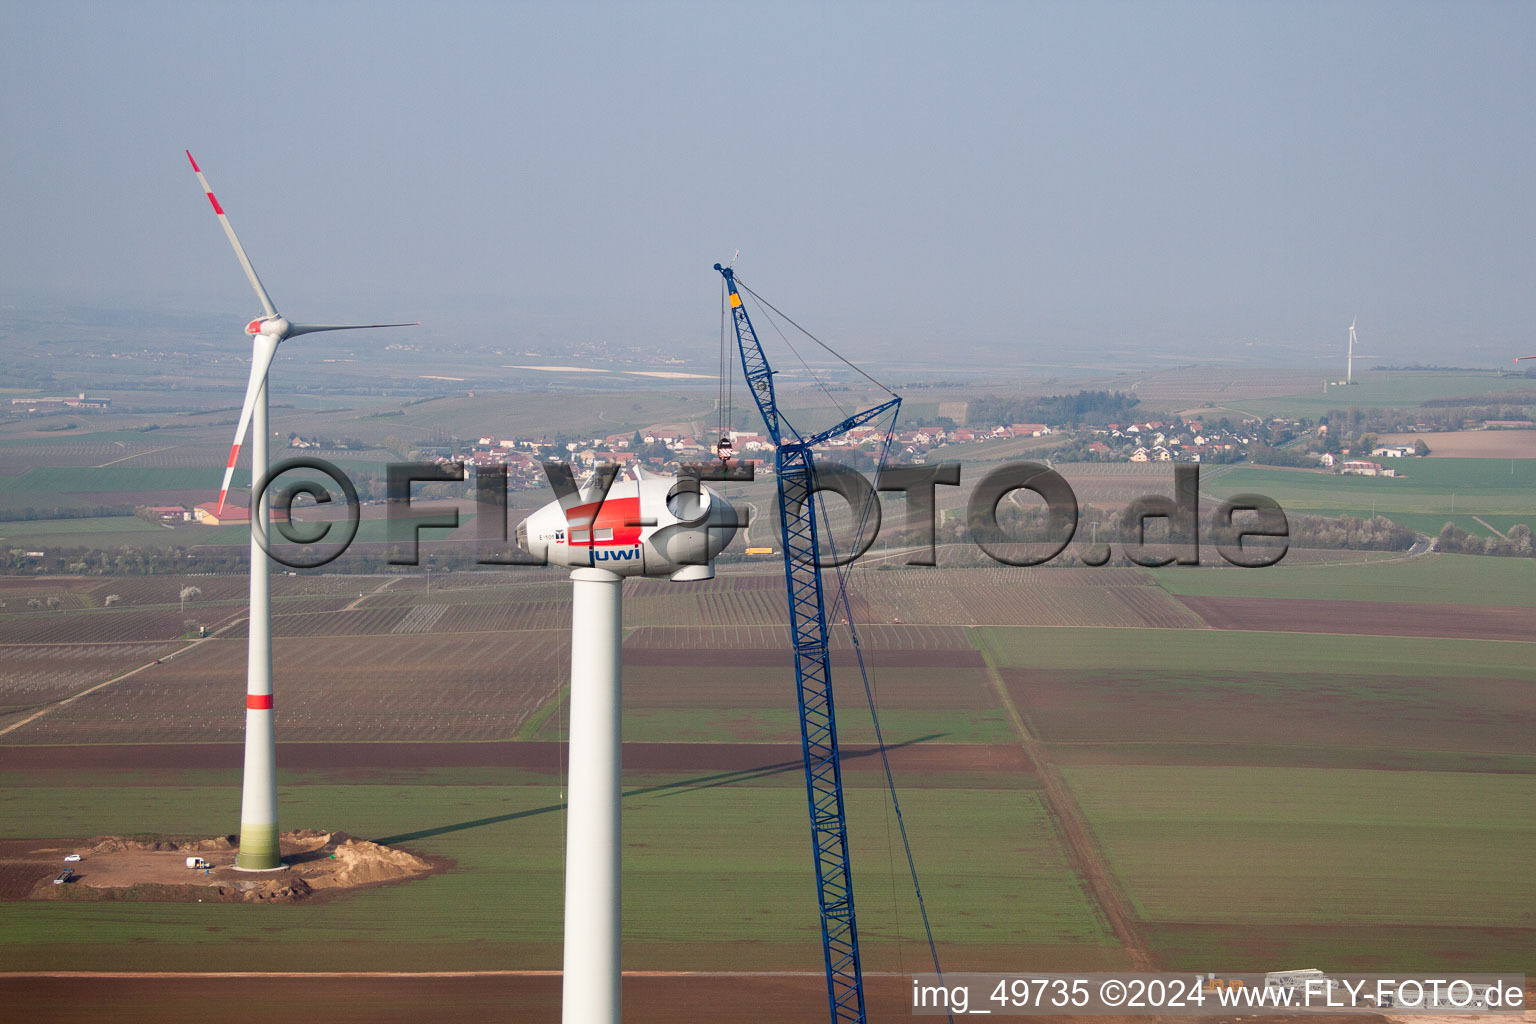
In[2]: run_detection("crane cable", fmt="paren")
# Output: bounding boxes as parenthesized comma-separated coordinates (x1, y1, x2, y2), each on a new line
(735, 277, 899, 399)
(811, 403, 953, 1024)
(718, 279, 733, 450)
(751, 287, 852, 425)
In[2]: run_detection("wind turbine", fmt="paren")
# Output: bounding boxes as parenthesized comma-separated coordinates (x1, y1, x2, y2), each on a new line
(186, 151, 414, 870)
(517, 469, 738, 1024)
(1347, 317, 1358, 384)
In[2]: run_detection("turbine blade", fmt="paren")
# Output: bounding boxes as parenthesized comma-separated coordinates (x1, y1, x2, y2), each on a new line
(186, 151, 278, 318)
(216, 333, 281, 516)
(285, 321, 420, 337)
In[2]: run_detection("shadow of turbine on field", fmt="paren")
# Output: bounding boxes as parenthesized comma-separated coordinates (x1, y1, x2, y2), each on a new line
(371, 733, 946, 847)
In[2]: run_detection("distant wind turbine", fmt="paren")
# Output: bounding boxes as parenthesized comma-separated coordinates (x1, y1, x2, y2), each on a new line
(186, 151, 415, 871)
(1347, 317, 1357, 384)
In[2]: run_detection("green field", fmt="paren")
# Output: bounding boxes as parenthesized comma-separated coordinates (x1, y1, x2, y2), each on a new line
(0, 429, 208, 448)
(1228, 371, 1536, 419)
(972, 624, 1536, 678)
(0, 516, 176, 547)
(0, 460, 403, 511)
(596, 707, 1018, 746)
(0, 769, 1114, 972)
(0, 466, 212, 497)
(1064, 765, 1534, 969)
(1204, 459, 1536, 520)
(0, 512, 473, 550)
(2, 565, 1531, 983)
(1152, 552, 1536, 606)
(968, 616, 1536, 971)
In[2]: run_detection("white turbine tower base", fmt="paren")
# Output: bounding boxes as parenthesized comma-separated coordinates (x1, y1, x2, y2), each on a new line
(238, 373, 279, 870)
(518, 469, 738, 1024)
(563, 567, 623, 1024)
(185, 151, 415, 871)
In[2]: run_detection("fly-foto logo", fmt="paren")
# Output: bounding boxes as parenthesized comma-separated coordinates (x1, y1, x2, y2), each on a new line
(249, 458, 1294, 571)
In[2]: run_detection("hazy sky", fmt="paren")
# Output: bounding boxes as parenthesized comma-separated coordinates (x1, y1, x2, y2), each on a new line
(3, 0, 1532, 368)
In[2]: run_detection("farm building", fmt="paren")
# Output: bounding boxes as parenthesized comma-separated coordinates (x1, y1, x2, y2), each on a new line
(9, 393, 111, 412)
(194, 503, 290, 526)
(1339, 460, 1391, 477)
(146, 506, 192, 524)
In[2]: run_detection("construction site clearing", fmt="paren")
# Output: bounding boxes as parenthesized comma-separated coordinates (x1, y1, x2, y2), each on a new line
(3, 830, 435, 903)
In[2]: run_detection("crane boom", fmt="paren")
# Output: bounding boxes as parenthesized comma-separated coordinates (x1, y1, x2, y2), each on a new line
(716, 263, 897, 1024)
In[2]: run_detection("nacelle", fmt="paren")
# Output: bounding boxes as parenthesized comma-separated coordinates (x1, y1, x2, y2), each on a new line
(515, 472, 739, 580)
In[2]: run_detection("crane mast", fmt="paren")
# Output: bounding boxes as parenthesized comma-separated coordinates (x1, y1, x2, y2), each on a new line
(716, 263, 898, 1024)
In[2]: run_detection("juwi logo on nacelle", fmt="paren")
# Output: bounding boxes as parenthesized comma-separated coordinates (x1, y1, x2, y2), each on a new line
(592, 547, 641, 562)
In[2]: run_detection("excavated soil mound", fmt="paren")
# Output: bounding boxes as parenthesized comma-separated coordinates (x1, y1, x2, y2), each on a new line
(10, 830, 434, 903)
(307, 836, 433, 890)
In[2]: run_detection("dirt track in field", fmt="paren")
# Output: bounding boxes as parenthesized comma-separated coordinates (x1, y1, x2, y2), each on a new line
(1177, 596, 1536, 643)
(0, 739, 1029, 775)
(979, 662, 1155, 971)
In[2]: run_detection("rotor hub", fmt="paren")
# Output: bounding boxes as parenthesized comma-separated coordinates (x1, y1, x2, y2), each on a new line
(246, 316, 289, 338)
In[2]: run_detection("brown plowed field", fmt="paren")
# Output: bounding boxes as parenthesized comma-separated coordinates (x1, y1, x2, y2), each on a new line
(0, 607, 244, 644)
(1002, 669, 1535, 755)
(1, 632, 566, 744)
(218, 601, 571, 638)
(0, 577, 108, 600)
(1377, 429, 1536, 458)
(1177, 595, 1536, 642)
(0, 642, 183, 712)
(0, 862, 56, 899)
(845, 579, 1204, 629)
(0, 740, 1028, 775)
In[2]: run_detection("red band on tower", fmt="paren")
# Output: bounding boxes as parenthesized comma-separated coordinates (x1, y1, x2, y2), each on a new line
(247, 694, 273, 710)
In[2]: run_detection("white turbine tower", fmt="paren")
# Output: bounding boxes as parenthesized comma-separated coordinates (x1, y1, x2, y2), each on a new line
(186, 151, 414, 870)
(517, 469, 738, 1024)
(1348, 316, 1358, 384)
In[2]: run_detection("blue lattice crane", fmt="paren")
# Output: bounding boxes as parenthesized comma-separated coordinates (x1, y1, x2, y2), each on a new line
(715, 263, 899, 1023)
